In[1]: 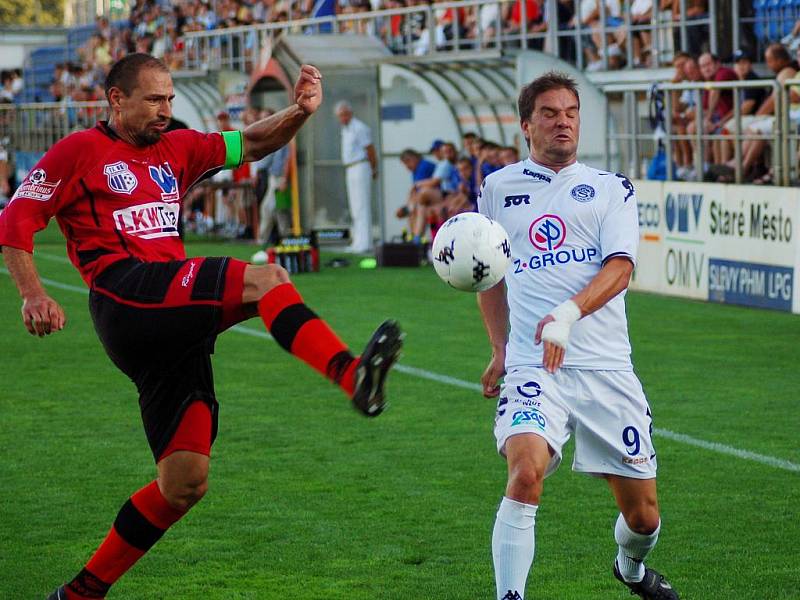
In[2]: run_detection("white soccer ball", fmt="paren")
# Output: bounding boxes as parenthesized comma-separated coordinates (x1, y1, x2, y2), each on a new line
(251, 249, 268, 265)
(431, 213, 511, 292)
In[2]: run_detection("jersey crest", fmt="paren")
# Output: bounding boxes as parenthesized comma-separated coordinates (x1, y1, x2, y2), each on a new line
(104, 161, 138, 195)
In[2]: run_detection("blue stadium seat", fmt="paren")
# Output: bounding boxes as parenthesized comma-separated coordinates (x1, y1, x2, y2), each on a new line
(781, 0, 795, 35)
(768, 0, 782, 40)
(754, 0, 769, 41)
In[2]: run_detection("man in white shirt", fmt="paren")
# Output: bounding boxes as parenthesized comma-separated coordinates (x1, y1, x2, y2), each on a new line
(478, 72, 679, 600)
(335, 100, 378, 254)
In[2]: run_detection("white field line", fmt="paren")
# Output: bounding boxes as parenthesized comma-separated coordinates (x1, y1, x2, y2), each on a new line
(3, 262, 799, 473)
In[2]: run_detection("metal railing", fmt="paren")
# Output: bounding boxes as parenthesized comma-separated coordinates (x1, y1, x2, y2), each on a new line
(181, 0, 719, 72)
(0, 101, 108, 156)
(602, 78, 800, 186)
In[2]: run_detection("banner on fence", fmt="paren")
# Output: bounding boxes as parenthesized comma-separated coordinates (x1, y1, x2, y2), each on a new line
(631, 180, 798, 313)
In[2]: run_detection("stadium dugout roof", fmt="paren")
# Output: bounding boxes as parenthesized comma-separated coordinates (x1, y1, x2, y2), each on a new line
(374, 51, 518, 144)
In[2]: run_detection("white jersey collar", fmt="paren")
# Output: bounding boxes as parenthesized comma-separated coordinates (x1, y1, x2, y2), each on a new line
(524, 157, 580, 177)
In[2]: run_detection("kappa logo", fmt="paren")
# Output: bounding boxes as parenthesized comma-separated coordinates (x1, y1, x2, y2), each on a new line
(149, 162, 179, 201)
(104, 161, 138, 195)
(113, 201, 180, 239)
(522, 169, 552, 183)
(11, 168, 61, 203)
(529, 214, 566, 251)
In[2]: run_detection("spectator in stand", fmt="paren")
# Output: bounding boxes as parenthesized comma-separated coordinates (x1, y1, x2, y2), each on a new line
(397, 148, 436, 242)
(476, 140, 503, 185)
(382, 0, 407, 52)
(669, 0, 708, 56)
(712, 50, 768, 178)
(614, 0, 653, 67)
(686, 52, 737, 170)
(454, 156, 478, 211)
(730, 43, 800, 183)
(503, 0, 545, 50)
(500, 145, 520, 165)
(673, 54, 703, 180)
(0, 71, 16, 102)
(567, 0, 625, 71)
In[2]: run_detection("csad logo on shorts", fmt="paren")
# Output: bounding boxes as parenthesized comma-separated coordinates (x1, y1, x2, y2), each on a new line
(510, 409, 546, 430)
(104, 161, 138, 195)
(570, 184, 595, 202)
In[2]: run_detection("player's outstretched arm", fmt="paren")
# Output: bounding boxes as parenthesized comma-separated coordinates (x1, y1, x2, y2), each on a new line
(241, 65, 322, 163)
(478, 279, 509, 398)
(2, 247, 66, 337)
(535, 256, 633, 373)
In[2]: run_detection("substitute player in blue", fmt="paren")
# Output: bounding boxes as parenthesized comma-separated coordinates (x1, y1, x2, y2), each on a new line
(478, 72, 680, 600)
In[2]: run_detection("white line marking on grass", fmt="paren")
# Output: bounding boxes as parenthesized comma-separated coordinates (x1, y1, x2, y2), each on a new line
(655, 429, 800, 473)
(3, 268, 798, 473)
(34, 251, 72, 264)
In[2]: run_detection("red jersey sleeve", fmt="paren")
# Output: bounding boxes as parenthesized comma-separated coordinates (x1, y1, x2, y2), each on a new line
(0, 133, 84, 253)
(165, 129, 242, 193)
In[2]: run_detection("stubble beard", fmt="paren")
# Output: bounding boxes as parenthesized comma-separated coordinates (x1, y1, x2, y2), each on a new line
(134, 129, 162, 146)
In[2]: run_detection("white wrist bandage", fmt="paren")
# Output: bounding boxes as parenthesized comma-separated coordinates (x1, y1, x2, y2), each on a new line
(541, 299, 581, 349)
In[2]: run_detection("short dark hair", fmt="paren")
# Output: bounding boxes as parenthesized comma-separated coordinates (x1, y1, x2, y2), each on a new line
(400, 148, 421, 161)
(462, 131, 478, 140)
(766, 43, 791, 64)
(517, 71, 580, 120)
(105, 53, 169, 98)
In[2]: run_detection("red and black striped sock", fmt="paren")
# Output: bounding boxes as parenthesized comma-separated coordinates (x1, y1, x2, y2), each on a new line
(258, 282, 357, 395)
(65, 481, 186, 599)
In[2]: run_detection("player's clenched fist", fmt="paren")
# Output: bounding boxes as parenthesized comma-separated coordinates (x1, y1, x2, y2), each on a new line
(535, 299, 581, 373)
(481, 351, 506, 398)
(22, 294, 66, 337)
(294, 64, 322, 116)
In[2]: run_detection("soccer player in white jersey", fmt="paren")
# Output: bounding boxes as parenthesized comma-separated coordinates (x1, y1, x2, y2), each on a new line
(478, 72, 680, 600)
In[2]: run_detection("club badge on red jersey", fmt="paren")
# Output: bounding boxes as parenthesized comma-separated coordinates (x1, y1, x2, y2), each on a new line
(104, 161, 138, 195)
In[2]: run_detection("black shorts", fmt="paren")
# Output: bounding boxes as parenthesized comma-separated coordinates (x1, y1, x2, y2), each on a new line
(89, 256, 248, 461)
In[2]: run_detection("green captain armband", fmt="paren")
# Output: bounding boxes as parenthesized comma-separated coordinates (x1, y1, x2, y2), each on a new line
(221, 130, 244, 169)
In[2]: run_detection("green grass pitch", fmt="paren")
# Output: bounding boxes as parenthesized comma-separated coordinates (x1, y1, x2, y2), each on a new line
(1, 231, 798, 599)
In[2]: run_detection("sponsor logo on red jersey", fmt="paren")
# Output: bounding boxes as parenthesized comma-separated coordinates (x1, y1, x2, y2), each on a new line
(113, 201, 180, 239)
(11, 168, 61, 202)
(148, 162, 180, 201)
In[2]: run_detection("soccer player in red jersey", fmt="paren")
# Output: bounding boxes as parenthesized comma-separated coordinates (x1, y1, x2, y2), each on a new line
(0, 53, 403, 600)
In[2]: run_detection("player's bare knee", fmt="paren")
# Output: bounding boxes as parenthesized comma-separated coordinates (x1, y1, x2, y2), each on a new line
(507, 462, 545, 503)
(161, 473, 209, 511)
(243, 264, 290, 303)
(623, 505, 660, 534)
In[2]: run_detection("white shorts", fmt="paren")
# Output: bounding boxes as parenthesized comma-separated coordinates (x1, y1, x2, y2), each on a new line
(493, 367, 658, 479)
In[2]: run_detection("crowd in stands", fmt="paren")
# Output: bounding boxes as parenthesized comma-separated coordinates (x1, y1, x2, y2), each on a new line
(396, 133, 518, 242)
(40, 0, 720, 101)
(2, 0, 799, 192)
(668, 42, 800, 184)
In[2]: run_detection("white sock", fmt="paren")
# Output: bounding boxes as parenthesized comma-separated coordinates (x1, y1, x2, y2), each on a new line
(492, 497, 538, 600)
(614, 513, 660, 583)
